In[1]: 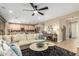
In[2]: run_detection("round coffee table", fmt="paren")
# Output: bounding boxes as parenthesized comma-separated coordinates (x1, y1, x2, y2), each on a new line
(29, 42, 48, 51)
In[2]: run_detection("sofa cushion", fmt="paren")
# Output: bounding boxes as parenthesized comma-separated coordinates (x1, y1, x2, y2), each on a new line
(0, 35, 2, 39)
(3, 42, 17, 56)
(26, 33, 36, 40)
(0, 40, 17, 56)
(18, 40, 31, 46)
(2, 35, 11, 44)
(9, 43, 22, 56)
(0, 40, 4, 56)
(18, 33, 37, 46)
(13, 33, 26, 42)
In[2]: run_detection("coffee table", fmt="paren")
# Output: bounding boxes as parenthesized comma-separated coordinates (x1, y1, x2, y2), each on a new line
(29, 42, 48, 51)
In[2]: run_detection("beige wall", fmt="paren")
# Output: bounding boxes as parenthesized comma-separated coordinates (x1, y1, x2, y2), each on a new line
(43, 11, 79, 42)
(43, 19, 62, 42)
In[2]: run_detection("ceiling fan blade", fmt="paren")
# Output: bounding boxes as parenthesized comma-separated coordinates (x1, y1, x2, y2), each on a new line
(23, 9, 34, 11)
(34, 6, 37, 10)
(38, 12, 44, 15)
(38, 7, 48, 10)
(32, 13, 34, 16)
(30, 3, 35, 9)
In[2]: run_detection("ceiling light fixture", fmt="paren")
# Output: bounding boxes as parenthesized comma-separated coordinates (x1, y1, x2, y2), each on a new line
(34, 10, 38, 14)
(9, 10, 13, 13)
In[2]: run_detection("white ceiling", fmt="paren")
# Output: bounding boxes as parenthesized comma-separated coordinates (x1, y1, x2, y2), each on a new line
(0, 3, 79, 24)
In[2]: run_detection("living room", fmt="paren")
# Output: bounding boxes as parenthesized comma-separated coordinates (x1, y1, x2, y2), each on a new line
(0, 3, 79, 56)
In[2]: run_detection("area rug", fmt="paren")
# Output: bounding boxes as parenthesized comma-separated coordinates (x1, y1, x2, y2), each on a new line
(21, 46, 76, 56)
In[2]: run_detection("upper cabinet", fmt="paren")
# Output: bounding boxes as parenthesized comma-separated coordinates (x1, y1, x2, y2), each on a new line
(6, 23, 36, 34)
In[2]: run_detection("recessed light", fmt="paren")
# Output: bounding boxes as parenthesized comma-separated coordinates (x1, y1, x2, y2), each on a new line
(1, 6, 6, 9)
(9, 10, 13, 13)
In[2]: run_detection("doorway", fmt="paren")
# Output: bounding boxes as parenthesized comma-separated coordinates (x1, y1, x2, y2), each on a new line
(69, 22, 77, 39)
(62, 25, 66, 41)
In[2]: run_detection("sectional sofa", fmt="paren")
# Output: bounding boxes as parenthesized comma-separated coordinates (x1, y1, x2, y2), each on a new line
(0, 33, 37, 49)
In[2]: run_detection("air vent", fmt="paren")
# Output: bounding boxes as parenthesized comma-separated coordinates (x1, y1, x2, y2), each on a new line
(1, 6, 6, 9)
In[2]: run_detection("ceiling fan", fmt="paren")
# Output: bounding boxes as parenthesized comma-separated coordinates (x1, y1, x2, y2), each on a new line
(23, 3, 48, 16)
